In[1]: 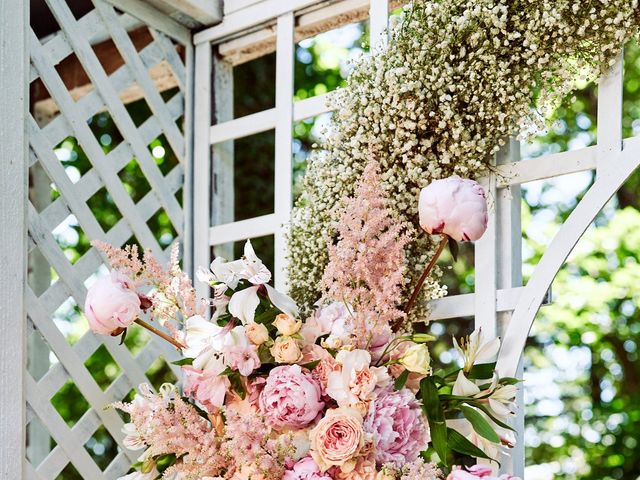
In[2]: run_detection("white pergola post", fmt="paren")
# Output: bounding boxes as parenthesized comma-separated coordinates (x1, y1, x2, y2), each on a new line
(0, 0, 29, 476)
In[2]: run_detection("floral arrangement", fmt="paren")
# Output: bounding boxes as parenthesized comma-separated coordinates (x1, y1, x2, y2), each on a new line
(86, 164, 520, 479)
(287, 0, 640, 321)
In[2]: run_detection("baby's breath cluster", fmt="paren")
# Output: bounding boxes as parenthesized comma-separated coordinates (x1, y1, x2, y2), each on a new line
(288, 0, 640, 318)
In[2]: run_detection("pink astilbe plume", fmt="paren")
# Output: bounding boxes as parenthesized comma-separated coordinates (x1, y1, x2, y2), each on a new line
(321, 160, 411, 348)
(115, 385, 226, 478)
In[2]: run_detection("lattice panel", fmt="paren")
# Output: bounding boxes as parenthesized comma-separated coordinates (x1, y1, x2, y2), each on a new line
(26, 1, 188, 478)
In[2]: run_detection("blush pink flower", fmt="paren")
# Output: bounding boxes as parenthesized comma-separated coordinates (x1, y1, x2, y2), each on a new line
(364, 388, 430, 466)
(183, 365, 230, 412)
(85, 271, 141, 335)
(334, 454, 377, 480)
(259, 365, 325, 430)
(418, 176, 488, 242)
(326, 349, 390, 411)
(224, 343, 261, 376)
(309, 407, 367, 472)
(447, 465, 510, 480)
(284, 457, 332, 480)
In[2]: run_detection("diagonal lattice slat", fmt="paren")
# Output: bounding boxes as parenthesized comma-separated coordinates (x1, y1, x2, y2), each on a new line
(26, 0, 188, 478)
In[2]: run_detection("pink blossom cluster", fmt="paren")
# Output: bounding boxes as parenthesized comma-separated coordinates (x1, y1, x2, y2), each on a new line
(86, 170, 518, 480)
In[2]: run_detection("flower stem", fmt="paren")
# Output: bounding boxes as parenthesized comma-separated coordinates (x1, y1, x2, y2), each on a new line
(134, 318, 185, 350)
(401, 235, 449, 318)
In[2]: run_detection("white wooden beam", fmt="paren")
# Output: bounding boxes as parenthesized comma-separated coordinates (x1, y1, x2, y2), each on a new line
(274, 12, 295, 291)
(0, 0, 28, 476)
(193, 40, 213, 300)
(596, 51, 623, 176)
(103, 0, 191, 44)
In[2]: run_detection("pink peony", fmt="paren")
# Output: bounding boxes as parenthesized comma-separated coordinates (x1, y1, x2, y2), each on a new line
(309, 408, 367, 472)
(85, 271, 141, 335)
(364, 388, 430, 467)
(284, 457, 332, 480)
(259, 365, 325, 430)
(418, 176, 488, 242)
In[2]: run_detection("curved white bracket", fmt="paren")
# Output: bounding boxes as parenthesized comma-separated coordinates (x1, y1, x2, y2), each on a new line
(496, 135, 640, 377)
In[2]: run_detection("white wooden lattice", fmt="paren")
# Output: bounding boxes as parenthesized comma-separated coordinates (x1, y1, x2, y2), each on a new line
(23, 1, 191, 478)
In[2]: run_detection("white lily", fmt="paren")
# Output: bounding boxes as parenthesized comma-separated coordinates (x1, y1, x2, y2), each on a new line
(452, 370, 517, 421)
(182, 315, 247, 360)
(227, 241, 299, 323)
(122, 422, 145, 451)
(453, 328, 501, 373)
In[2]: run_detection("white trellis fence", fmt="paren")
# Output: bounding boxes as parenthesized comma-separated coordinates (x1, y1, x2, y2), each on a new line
(1, 0, 638, 479)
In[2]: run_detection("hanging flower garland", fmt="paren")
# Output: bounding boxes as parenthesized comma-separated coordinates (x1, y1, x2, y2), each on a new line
(287, 0, 640, 321)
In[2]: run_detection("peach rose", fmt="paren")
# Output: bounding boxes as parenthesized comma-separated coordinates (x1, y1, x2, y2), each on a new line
(309, 408, 367, 472)
(245, 322, 270, 345)
(273, 313, 302, 336)
(271, 336, 303, 364)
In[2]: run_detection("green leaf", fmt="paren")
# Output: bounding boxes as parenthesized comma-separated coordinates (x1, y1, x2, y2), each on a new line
(394, 369, 410, 390)
(461, 405, 501, 443)
(301, 359, 321, 370)
(466, 401, 515, 432)
(118, 328, 127, 345)
(228, 372, 246, 399)
(155, 453, 177, 474)
(420, 377, 449, 465)
(258, 344, 274, 363)
(468, 362, 497, 380)
(499, 377, 522, 385)
(171, 357, 193, 366)
(447, 428, 496, 463)
(448, 236, 459, 262)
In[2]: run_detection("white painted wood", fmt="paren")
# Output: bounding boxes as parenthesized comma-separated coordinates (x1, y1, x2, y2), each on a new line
(211, 57, 235, 261)
(103, 0, 191, 43)
(209, 92, 333, 144)
(427, 287, 526, 321)
(194, 0, 324, 44)
(45, 0, 184, 237)
(369, 0, 389, 51)
(93, 1, 186, 159)
(274, 12, 295, 291)
(210, 213, 278, 245)
(496, 134, 640, 378)
(495, 138, 524, 477)
(183, 40, 196, 277)
(596, 51, 623, 176)
(475, 162, 498, 341)
(147, 0, 222, 25)
(0, 0, 28, 476)
(193, 40, 213, 300)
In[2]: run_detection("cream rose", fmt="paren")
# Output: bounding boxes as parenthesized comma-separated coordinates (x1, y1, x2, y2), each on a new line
(309, 408, 366, 472)
(399, 343, 432, 375)
(273, 313, 302, 336)
(271, 336, 303, 364)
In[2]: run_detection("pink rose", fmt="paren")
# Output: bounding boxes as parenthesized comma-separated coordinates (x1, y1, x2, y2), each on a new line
(84, 271, 141, 335)
(183, 366, 230, 412)
(259, 365, 325, 430)
(418, 176, 488, 241)
(284, 457, 332, 480)
(309, 408, 367, 472)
